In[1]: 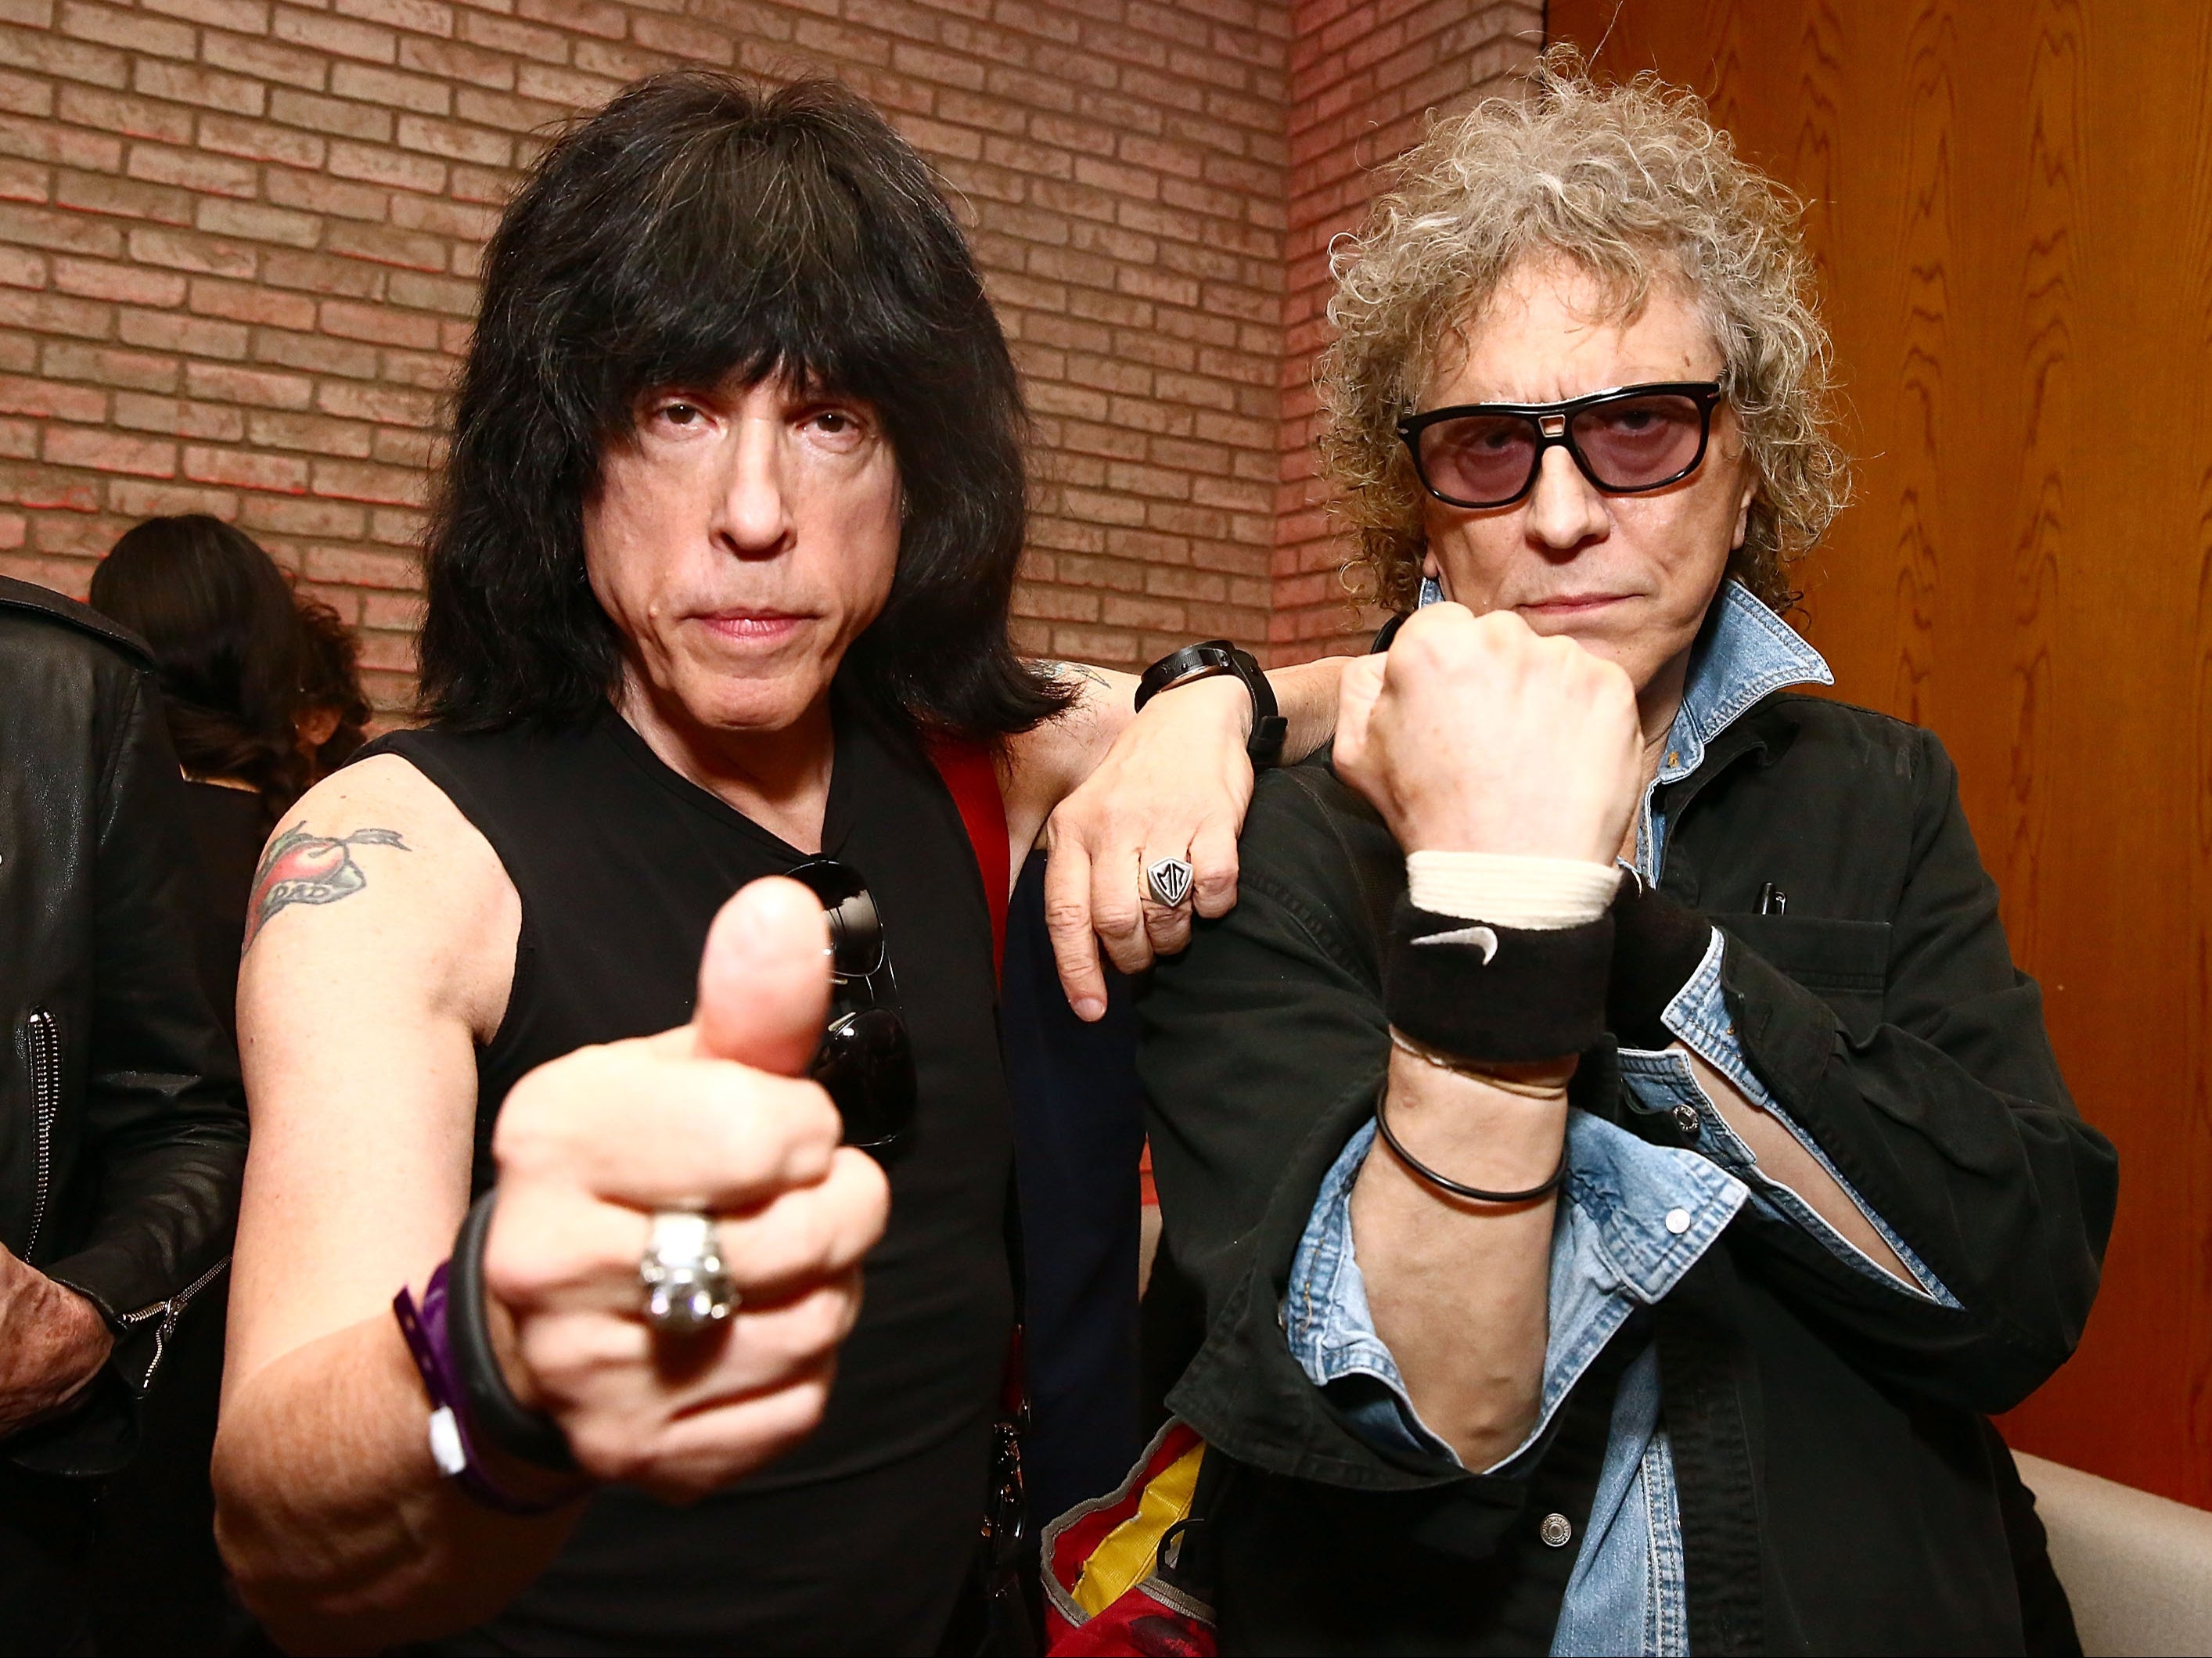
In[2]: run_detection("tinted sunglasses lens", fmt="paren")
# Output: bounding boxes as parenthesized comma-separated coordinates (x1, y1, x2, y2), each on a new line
(1569, 392, 1707, 488)
(1417, 414, 1538, 506)
(812, 1007, 915, 1156)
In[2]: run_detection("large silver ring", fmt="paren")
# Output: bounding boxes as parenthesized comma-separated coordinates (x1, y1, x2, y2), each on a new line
(1144, 856, 1195, 908)
(639, 1210, 737, 1336)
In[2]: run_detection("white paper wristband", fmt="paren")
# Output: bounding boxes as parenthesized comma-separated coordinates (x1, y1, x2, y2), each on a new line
(1405, 850, 1622, 930)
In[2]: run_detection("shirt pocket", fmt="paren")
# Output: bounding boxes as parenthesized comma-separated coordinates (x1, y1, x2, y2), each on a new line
(1710, 913, 1891, 1041)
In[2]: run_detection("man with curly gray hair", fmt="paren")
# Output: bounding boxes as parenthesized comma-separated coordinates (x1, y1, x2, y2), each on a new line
(1124, 52, 2115, 1655)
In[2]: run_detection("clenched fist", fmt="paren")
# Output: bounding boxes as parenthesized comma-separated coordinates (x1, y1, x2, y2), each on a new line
(481, 877, 890, 1504)
(1336, 604, 1643, 864)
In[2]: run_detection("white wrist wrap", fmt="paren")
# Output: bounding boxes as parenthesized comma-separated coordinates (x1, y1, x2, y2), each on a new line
(1405, 851, 1621, 930)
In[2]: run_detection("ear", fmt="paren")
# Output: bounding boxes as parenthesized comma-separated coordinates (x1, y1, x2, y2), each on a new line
(1731, 480, 1756, 552)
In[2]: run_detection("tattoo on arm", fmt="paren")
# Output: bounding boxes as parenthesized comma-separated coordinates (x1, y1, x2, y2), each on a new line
(1039, 660, 1111, 690)
(243, 823, 411, 951)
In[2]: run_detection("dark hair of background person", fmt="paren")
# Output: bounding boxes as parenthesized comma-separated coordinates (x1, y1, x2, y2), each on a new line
(89, 514, 309, 815)
(416, 71, 1070, 743)
(297, 595, 372, 777)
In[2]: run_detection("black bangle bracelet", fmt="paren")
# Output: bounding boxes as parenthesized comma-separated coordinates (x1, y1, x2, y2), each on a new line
(447, 1189, 579, 1473)
(1375, 1091, 1568, 1205)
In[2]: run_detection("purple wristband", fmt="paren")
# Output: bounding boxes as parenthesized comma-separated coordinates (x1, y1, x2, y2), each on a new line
(393, 1263, 576, 1516)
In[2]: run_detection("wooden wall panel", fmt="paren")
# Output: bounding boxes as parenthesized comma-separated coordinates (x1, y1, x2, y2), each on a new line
(1548, 0, 2212, 1507)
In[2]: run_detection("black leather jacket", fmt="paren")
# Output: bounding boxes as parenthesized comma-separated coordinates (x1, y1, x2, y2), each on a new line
(0, 577, 248, 1476)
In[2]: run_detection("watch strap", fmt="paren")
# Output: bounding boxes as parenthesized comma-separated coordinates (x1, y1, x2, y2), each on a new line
(1134, 639, 1286, 767)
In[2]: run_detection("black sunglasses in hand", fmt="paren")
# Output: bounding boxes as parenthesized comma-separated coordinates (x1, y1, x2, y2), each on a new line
(1397, 380, 1725, 510)
(786, 858, 916, 1163)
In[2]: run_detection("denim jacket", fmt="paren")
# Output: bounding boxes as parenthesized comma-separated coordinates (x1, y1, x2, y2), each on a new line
(1284, 584, 1955, 1654)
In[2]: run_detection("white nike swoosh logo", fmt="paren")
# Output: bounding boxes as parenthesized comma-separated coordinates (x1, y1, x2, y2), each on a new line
(1413, 924, 1498, 964)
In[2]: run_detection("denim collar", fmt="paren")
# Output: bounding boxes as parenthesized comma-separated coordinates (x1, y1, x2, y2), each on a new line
(1653, 580, 1833, 788)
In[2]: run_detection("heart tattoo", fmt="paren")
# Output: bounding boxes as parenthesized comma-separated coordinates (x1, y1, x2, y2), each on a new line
(244, 823, 411, 950)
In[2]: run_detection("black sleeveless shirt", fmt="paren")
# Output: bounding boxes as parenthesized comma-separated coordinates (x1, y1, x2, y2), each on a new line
(369, 695, 1014, 1656)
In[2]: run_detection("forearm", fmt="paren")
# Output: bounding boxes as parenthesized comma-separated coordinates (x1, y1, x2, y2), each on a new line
(1681, 1048, 1912, 1283)
(1347, 1050, 1566, 1469)
(1264, 654, 1348, 763)
(214, 1312, 579, 1653)
(1031, 650, 1346, 776)
(0, 1271, 116, 1440)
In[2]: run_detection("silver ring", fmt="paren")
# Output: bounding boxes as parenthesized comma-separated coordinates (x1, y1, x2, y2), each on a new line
(638, 1210, 737, 1336)
(1143, 856, 1194, 908)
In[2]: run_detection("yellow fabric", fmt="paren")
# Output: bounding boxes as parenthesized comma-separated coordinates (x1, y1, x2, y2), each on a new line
(1070, 1442, 1207, 1617)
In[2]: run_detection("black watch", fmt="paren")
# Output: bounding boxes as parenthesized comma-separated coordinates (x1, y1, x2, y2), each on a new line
(1134, 638, 1288, 767)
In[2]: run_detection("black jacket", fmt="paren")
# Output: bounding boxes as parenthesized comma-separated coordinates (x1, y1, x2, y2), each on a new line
(1137, 693, 2118, 1654)
(0, 577, 249, 1476)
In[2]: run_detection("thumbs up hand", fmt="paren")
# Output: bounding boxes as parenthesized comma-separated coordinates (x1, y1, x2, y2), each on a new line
(481, 877, 891, 1503)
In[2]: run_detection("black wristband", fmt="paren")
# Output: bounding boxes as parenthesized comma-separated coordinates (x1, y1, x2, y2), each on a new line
(447, 1189, 579, 1473)
(1383, 894, 1614, 1064)
(1606, 876, 1714, 1050)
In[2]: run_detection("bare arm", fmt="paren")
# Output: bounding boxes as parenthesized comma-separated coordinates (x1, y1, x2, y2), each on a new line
(214, 765, 887, 1655)
(212, 757, 570, 1651)
(1331, 607, 1642, 1469)
(1350, 1056, 1569, 1466)
(1682, 1048, 1914, 1285)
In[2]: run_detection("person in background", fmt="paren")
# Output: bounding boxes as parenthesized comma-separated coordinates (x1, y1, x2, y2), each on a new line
(91, 515, 311, 1041)
(295, 595, 373, 782)
(86, 513, 312, 1656)
(0, 574, 248, 1656)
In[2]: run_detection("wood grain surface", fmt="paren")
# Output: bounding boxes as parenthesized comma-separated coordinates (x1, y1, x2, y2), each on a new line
(1549, 0, 2212, 1508)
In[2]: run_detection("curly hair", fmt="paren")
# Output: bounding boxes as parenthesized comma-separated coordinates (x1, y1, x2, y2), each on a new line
(1318, 47, 1851, 613)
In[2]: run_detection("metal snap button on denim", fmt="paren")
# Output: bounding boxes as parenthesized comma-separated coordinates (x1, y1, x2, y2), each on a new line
(1665, 1207, 1692, 1235)
(1540, 1512, 1574, 1548)
(1672, 1102, 1700, 1136)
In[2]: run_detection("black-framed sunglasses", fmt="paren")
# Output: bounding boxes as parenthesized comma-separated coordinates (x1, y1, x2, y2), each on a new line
(787, 858, 915, 1161)
(1396, 381, 1725, 510)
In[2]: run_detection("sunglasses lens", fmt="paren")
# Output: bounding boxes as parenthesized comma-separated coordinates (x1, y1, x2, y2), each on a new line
(811, 1007, 915, 1157)
(822, 890, 886, 980)
(786, 859, 887, 979)
(1569, 392, 1707, 488)
(1416, 413, 1538, 506)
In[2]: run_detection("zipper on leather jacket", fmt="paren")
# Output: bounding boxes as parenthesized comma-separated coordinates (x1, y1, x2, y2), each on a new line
(119, 1255, 230, 1388)
(24, 1008, 59, 1259)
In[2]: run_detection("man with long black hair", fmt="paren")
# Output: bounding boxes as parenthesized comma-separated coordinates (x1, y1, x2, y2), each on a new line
(210, 73, 1342, 1653)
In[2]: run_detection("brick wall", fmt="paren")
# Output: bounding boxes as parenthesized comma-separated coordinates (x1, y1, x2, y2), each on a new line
(1271, 0, 1538, 664)
(0, 0, 1529, 707)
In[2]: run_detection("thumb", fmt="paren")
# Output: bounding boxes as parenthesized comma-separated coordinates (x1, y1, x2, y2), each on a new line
(693, 876, 832, 1076)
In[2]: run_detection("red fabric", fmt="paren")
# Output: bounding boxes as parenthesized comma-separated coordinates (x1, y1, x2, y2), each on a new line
(1051, 1598, 1215, 1657)
(924, 736, 1009, 980)
(1043, 1421, 1216, 1658)
(1138, 1142, 1158, 1208)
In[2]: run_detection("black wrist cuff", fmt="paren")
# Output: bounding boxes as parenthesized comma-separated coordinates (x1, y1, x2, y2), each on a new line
(1606, 878, 1714, 1049)
(1383, 894, 1614, 1063)
(448, 1190, 579, 1473)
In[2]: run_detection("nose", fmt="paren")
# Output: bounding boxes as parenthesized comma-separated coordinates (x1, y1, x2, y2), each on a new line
(1524, 442, 1609, 555)
(714, 411, 795, 558)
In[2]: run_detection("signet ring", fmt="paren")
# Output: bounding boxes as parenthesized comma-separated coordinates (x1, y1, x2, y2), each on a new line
(1143, 856, 1195, 908)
